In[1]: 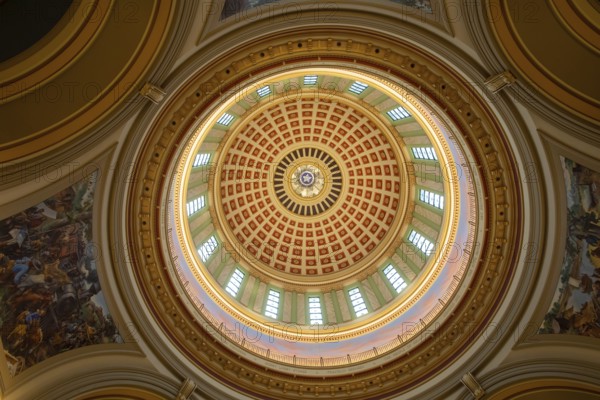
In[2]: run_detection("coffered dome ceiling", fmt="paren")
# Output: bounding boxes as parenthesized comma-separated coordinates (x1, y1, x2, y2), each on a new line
(216, 97, 404, 278)
(164, 64, 472, 368)
(129, 30, 518, 397)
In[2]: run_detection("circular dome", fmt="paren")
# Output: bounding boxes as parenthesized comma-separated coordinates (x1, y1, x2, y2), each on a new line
(128, 33, 521, 399)
(214, 96, 407, 279)
(168, 64, 469, 364)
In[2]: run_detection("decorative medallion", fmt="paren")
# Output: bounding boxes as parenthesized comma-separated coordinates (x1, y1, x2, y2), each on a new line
(274, 148, 342, 215)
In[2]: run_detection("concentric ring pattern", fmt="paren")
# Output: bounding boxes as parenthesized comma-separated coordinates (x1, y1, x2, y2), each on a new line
(274, 147, 342, 215)
(217, 97, 402, 276)
(130, 33, 522, 400)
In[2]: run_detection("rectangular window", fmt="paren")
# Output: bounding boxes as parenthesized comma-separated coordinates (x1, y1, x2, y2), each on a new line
(387, 106, 411, 121)
(348, 287, 368, 317)
(198, 235, 218, 262)
(257, 85, 271, 97)
(383, 264, 407, 293)
(303, 75, 318, 85)
(186, 196, 206, 216)
(217, 113, 234, 126)
(419, 189, 444, 209)
(193, 153, 211, 167)
(308, 296, 323, 325)
(264, 289, 280, 319)
(225, 268, 245, 297)
(411, 147, 438, 161)
(408, 230, 434, 256)
(348, 81, 368, 94)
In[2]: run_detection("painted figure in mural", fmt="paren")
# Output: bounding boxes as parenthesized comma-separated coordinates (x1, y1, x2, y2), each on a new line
(2, 227, 27, 248)
(541, 158, 600, 337)
(7, 311, 29, 349)
(591, 280, 600, 321)
(11, 257, 30, 284)
(12, 257, 43, 285)
(0, 171, 122, 377)
(573, 212, 600, 243)
(0, 252, 9, 268)
(25, 309, 45, 353)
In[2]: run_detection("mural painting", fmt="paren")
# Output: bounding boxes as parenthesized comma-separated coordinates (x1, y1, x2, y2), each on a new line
(220, 0, 280, 20)
(540, 157, 600, 337)
(219, 0, 432, 21)
(389, 0, 433, 13)
(0, 171, 121, 377)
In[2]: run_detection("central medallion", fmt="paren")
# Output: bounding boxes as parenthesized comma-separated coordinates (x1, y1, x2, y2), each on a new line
(292, 165, 323, 197)
(299, 170, 315, 187)
(273, 148, 342, 216)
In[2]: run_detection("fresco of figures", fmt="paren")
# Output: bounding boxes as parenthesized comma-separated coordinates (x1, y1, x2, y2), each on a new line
(540, 158, 600, 337)
(0, 171, 121, 377)
(389, 0, 432, 12)
(220, 0, 278, 20)
(220, 0, 432, 20)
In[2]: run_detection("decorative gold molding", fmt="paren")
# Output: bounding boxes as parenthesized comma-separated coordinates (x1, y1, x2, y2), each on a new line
(487, 378, 600, 400)
(140, 83, 167, 104)
(0, 0, 110, 102)
(549, 0, 600, 55)
(461, 372, 485, 399)
(127, 33, 519, 399)
(0, 0, 176, 161)
(486, 0, 599, 123)
(169, 69, 461, 344)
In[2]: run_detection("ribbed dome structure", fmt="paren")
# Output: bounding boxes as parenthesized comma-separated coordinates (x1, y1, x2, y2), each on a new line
(216, 96, 404, 276)
(164, 62, 477, 377)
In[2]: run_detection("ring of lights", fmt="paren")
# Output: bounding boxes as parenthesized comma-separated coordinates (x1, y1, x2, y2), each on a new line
(172, 66, 464, 350)
(128, 33, 521, 399)
(168, 65, 466, 369)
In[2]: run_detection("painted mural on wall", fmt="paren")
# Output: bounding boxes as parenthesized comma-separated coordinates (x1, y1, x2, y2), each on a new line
(220, 0, 280, 20)
(540, 158, 600, 337)
(219, 0, 432, 20)
(0, 171, 121, 377)
(389, 0, 432, 13)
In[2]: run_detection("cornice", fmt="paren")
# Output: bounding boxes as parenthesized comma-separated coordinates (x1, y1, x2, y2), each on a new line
(2, 350, 166, 400)
(475, 361, 600, 400)
(121, 28, 523, 398)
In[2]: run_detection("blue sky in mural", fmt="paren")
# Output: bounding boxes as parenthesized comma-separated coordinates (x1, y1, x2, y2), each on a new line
(0, 171, 122, 377)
